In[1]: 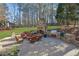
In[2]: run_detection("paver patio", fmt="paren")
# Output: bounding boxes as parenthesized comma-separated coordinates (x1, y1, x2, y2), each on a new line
(18, 37, 79, 56)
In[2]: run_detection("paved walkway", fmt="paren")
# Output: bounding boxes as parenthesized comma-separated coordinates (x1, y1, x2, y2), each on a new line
(18, 37, 79, 56)
(0, 37, 21, 52)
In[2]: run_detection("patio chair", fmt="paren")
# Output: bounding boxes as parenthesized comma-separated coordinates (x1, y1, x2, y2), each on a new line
(72, 30, 79, 46)
(64, 33, 75, 43)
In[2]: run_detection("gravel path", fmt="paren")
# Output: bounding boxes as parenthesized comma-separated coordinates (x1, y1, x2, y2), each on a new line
(18, 37, 79, 56)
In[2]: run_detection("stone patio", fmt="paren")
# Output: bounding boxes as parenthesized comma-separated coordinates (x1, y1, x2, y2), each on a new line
(18, 37, 79, 56)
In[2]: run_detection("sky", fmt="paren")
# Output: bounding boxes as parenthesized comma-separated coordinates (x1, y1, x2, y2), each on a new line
(6, 3, 18, 22)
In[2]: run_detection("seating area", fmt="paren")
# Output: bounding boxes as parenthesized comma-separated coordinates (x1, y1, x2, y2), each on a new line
(12, 18, 79, 46)
(21, 32, 42, 43)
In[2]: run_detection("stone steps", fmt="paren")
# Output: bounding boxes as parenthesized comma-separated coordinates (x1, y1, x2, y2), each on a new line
(0, 36, 21, 51)
(64, 48, 79, 56)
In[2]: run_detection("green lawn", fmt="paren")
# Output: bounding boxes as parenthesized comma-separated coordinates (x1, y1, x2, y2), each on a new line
(0, 26, 61, 39)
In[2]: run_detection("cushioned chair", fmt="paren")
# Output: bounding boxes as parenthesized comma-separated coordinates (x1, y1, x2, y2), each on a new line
(64, 33, 75, 43)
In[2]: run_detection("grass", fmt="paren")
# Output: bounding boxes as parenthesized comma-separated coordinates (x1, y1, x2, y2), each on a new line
(0, 26, 61, 39)
(48, 26, 61, 30)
